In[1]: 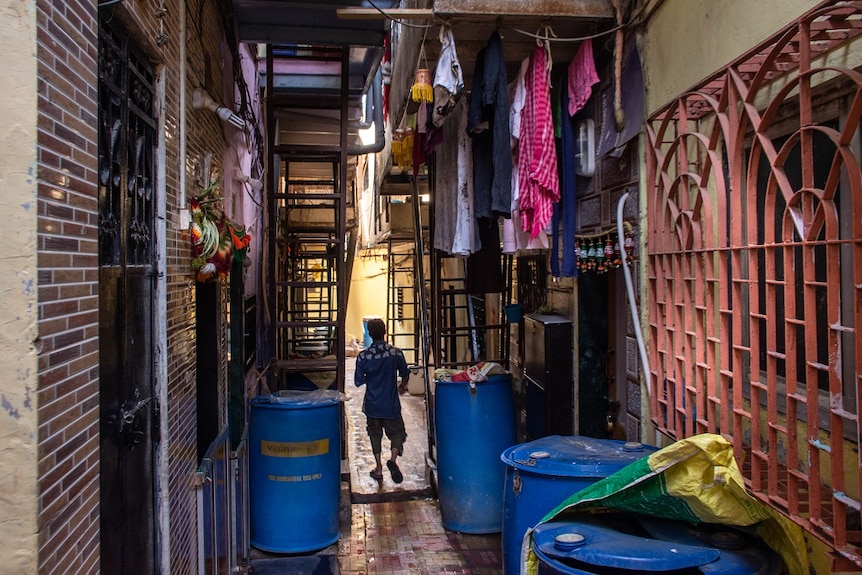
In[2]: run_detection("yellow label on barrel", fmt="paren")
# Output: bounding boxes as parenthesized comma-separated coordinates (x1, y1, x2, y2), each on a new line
(261, 438, 329, 457)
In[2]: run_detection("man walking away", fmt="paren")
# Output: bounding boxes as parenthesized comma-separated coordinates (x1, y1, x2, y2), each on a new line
(354, 318, 410, 483)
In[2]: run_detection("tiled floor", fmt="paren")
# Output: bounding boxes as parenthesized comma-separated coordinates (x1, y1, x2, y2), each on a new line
(339, 499, 504, 575)
(250, 358, 505, 574)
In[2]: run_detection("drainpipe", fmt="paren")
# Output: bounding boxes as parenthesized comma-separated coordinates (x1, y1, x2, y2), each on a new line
(348, 66, 384, 155)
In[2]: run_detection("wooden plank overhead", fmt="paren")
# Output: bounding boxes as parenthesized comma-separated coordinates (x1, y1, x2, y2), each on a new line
(433, 0, 614, 19)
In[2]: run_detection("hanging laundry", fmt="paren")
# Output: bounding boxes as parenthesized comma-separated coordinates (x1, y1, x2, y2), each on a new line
(433, 98, 478, 256)
(466, 217, 504, 294)
(467, 31, 513, 219)
(551, 69, 578, 278)
(567, 39, 600, 117)
(519, 44, 559, 239)
(597, 41, 644, 157)
(503, 56, 549, 253)
(413, 102, 429, 176)
(432, 26, 464, 128)
(381, 33, 391, 123)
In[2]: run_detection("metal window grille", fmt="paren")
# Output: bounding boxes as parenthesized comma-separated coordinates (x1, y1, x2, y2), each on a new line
(645, 2, 862, 568)
(97, 19, 156, 268)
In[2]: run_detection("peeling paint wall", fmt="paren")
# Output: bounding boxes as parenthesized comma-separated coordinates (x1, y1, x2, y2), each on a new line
(0, 0, 39, 570)
(640, 0, 819, 114)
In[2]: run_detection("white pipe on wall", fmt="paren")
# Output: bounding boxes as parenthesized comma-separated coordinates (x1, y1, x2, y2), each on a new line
(178, 0, 189, 227)
(616, 192, 651, 396)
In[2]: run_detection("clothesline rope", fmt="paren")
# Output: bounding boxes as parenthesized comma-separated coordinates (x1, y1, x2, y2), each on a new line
(364, 0, 655, 42)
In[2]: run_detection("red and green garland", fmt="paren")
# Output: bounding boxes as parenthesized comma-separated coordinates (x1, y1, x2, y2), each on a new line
(188, 179, 252, 283)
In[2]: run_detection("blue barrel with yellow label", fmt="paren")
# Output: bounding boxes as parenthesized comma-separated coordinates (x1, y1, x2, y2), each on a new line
(249, 391, 342, 553)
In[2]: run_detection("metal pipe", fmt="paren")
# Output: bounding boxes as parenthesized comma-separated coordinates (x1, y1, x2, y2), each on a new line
(348, 66, 384, 155)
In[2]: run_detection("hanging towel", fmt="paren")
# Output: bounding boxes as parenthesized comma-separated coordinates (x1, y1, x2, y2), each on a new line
(567, 39, 600, 117)
(432, 26, 465, 128)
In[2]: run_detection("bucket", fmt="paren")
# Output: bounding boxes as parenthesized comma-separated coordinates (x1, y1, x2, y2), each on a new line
(249, 391, 342, 553)
(500, 436, 657, 575)
(435, 373, 516, 533)
(504, 304, 523, 323)
(407, 365, 425, 395)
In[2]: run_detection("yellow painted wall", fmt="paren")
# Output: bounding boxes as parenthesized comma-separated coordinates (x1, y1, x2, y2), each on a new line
(347, 250, 389, 345)
(640, 0, 820, 113)
(0, 0, 39, 569)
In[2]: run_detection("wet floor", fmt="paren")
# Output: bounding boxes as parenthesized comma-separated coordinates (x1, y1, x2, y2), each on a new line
(250, 357, 504, 574)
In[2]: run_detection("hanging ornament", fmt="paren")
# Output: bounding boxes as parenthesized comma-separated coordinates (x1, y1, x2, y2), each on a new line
(391, 129, 404, 167)
(574, 239, 581, 270)
(401, 127, 415, 169)
(595, 238, 605, 273)
(411, 68, 434, 103)
(613, 235, 622, 267)
(624, 232, 635, 261)
(604, 237, 613, 258)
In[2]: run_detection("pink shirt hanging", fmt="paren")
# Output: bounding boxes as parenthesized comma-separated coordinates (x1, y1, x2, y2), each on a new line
(518, 45, 559, 239)
(568, 39, 600, 117)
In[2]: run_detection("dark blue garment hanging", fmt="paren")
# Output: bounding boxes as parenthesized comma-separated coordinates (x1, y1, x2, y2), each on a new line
(467, 31, 513, 219)
(551, 197, 562, 277)
(552, 70, 578, 278)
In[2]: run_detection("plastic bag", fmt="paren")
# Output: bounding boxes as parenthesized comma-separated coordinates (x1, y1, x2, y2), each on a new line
(523, 433, 808, 575)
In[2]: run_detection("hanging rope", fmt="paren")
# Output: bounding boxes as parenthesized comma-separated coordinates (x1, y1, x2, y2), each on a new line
(612, 0, 626, 130)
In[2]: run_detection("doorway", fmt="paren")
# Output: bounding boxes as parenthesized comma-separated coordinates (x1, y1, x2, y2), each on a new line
(97, 16, 158, 573)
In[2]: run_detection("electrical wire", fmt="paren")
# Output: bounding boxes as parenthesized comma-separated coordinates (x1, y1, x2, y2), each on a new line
(509, 23, 623, 43)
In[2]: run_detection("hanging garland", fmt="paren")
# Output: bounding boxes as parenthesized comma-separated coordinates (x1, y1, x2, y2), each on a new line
(574, 224, 637, 274)
(188, 179, 252, 283)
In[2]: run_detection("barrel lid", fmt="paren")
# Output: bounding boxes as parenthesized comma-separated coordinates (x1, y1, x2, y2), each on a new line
(251, 389, 344, 408)
(500, 435, 657, 477)
(532, 520, 720, 571)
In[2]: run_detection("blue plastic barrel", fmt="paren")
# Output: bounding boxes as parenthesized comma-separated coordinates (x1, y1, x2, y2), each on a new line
(435, 373, 516, 533)
(531, 517, 783, 574)
(500, 436, 658, 575)
(249, 391, 342, 553)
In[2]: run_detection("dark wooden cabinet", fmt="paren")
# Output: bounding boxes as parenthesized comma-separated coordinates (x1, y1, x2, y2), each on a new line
(523, 314, 573, 438)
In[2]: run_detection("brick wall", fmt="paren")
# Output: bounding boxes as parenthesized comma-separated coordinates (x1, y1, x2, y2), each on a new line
(35, 0, 100, 568)
(169, 0, 234, 566)
(35, 0, 238, 569)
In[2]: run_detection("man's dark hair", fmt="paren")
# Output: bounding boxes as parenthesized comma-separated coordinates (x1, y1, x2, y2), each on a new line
(367, 318, 386, 341)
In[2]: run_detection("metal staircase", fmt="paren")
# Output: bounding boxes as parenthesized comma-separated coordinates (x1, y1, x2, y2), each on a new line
(431, 251, 514, 371)
(265, 45, 356, 393)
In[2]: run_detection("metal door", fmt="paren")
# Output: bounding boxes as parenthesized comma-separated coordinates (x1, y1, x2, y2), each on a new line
(97, 16, 158, 574)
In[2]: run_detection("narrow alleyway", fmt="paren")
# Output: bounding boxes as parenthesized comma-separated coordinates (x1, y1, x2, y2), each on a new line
(249, 358, 505, 574)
